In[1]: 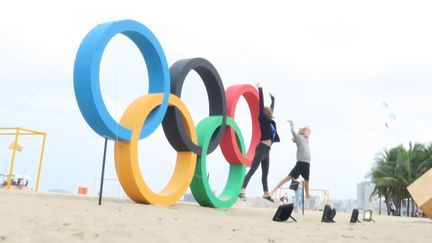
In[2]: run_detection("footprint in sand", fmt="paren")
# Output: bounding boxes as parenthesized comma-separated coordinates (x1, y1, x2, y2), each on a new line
(342, 235, 354, 239)
(73, 231, 85, 239)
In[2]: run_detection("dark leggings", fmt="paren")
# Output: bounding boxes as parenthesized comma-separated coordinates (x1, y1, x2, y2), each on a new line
(242, 143, 271, 192)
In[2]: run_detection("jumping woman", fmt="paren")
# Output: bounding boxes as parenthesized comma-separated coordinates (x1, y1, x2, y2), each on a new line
(269, 120, 312, 199)
(239, 82, 280, 202)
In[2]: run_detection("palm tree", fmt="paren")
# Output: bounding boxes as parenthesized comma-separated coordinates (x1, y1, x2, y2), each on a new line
(370, 146, 405, 215)
(417, 143, 432, 177)
(405, 142, 426, 216)
(370, 142, 432, 217)
(370, 144, 420, 216)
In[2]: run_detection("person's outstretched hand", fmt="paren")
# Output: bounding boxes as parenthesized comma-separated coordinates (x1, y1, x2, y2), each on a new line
(287, 120, 295, 128)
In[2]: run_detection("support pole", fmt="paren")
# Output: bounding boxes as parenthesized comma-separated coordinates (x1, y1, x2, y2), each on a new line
(98, 138, 108, 206)
(35, 133, 47, 192)
(7, 128, 20, 189)
(302, 181, 305, 216)
(379, 193, 382, 215)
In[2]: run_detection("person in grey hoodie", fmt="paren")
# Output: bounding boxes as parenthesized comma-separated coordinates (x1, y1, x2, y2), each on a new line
(269, 120, 312, 199)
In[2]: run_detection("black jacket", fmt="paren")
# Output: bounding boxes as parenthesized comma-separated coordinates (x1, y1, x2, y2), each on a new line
(258, 87, 280, 143)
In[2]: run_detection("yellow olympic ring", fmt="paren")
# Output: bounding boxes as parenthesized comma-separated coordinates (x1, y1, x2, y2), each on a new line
(114, 94, 197, 205)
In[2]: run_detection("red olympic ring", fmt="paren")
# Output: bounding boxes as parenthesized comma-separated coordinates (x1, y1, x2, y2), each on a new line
(221, 84, 260, 167)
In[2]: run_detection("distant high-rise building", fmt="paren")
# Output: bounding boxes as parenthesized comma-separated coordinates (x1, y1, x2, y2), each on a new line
(339, 199, 357, 212)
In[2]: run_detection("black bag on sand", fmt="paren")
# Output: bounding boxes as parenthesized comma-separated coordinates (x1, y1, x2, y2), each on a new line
(321, 204, 336, 223)
(273, 203, 297, 222)
(350, 209, 361, 223)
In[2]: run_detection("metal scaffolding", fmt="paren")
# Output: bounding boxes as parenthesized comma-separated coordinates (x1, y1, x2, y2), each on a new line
(0, 127, 47, 192)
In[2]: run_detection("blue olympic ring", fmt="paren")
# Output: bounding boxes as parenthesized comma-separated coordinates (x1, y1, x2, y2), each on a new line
(73, 19, 170, 140)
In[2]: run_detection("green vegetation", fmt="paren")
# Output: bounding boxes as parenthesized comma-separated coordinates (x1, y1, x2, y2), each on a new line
(369, 142, 432, 216)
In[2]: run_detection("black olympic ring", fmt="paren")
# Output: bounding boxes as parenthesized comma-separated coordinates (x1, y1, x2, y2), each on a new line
(162, 58, 227, 155)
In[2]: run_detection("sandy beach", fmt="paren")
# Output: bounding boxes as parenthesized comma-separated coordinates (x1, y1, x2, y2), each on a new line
(0, 190, 430, 243)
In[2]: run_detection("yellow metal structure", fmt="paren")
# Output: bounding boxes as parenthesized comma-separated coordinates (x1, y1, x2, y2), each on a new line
(275, 186, 330, 207)
(0, 127, 47, 192)
(310, 188, 330, 205)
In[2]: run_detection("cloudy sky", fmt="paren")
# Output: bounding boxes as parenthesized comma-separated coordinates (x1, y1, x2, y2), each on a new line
(1, 0, 431, 200)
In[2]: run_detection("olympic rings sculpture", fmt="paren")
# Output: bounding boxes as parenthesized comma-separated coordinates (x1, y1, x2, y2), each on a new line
(73, 20, 261, 208)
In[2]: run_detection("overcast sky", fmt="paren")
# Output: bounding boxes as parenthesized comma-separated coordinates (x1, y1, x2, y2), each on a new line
(1, 0, 431, 200)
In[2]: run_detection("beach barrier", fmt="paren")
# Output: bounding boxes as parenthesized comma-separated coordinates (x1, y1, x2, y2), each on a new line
(74, 20, 261, 208)
(407, 168, 432, 219)
(77, 186, 88, 195)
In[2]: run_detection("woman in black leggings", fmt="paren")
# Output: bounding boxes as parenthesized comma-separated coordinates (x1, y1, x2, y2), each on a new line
(239, 82, 280, 202)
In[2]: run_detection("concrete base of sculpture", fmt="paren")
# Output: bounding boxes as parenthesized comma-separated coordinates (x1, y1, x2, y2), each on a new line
(407, 169, 432, 219)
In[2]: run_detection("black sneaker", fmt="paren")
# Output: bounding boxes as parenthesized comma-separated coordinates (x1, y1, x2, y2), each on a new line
(263, 196, 275, 203)
(238, 193, 246, 201)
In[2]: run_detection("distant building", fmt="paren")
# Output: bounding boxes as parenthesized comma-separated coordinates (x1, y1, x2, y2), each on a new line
(357, 181, 375, 210)
(338, 199, 357, 212)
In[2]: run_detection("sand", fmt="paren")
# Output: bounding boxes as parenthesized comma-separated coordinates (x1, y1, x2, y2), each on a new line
(0, 190, 430, 243)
